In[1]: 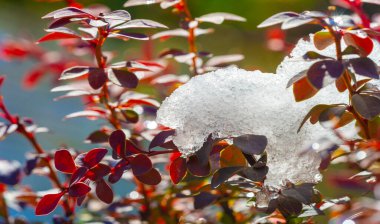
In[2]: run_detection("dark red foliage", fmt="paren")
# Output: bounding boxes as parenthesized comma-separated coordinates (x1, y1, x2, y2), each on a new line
(82, 148, 108, 168)
(96, 179, 113, 204)
(135, 168, 162, 185)
(109, 130, 126, 158)
(35, 192, 65, 216)
(131, 154, 152, 176)
(169, 156, 187, 184)
(2, 1, 380, 223)
(37, 32, 80, 43)
(86, 163, 111, 181)
(54, 150, 76, 174)
(68, 182, 91, 197)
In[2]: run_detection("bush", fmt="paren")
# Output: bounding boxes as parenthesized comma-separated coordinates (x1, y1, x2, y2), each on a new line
(0, 0, 380, 223)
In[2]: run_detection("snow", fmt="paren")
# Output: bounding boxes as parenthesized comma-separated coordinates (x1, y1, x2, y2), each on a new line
(156, 34, 380, 189)
(156, 66, 350, 189)
(277, 33, 380, 81)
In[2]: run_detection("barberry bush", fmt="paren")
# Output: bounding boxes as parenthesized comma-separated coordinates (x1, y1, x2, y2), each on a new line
(0, 0, 380, 223)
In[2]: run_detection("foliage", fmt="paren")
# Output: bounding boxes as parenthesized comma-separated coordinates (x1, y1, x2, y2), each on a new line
(0, 0, 380, 223)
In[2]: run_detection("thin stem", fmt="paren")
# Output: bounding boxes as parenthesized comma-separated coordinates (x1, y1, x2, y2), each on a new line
(220, 200, 236, 222)
(326, 23, 371, 139)
(181, 0, 198, 76)
(0, 190, 9, 224)
(135, 178, 151, 221)
(0, 100, 73, 219)
(93, 28, 155, 221)
(94, 29, 122, 130)
(17, 125, 73, 218)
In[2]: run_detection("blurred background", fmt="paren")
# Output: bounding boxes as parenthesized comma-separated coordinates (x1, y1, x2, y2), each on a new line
(0, 0, 378, 222)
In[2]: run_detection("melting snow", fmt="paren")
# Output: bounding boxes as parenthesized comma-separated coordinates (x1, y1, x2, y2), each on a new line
(156, 66, 351, 188)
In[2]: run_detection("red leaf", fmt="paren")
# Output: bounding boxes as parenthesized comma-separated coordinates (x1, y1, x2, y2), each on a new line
(125, 139, 142, 155)
(0, 76, 4, 87)
(187, 155, 210, 177)
(293, 77, 318, 102)
(87, 163, 111, 181)
(109, 130, 126, 158)
(77, 195, 86, 206)
(88, 68, 107, 90)
(48, 17, 73, 29)
(307, 60, 344, 89)
(135, 168, 162, 185)
(343, 32, 374, 56)
(83, 148, 108, 168)
(42, 7, 90, 19)
(149, 129, 175, 149)
(170, 157, 187, 184)
(108, 160, 128, 184)
(54, 150, 76, 174)
(69, 182, 91, 197)
(35, 192, 64, 215)
(23, 68, 44, 89)
(108, 69, 139, 88)
(96, 179, 113, 204)
(131, 154, 152, 176)
(69, 166, 88, 186)
(37, 32, 79, 43)
(60, 66, 90, 80)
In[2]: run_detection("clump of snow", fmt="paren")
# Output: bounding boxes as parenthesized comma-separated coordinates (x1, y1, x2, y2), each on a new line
(156, 66, 349, 189)
(277, 33, 380, 80)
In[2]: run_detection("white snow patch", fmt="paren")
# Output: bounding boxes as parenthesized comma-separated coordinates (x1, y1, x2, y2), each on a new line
(156, 66, 351, 188)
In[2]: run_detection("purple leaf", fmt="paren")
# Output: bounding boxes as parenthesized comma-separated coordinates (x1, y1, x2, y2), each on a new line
(107, 69, 139, 88)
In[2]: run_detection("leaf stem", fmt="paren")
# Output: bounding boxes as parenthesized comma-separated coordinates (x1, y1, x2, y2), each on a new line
(326, 23, 371, 139)
(0, 190, 9, 224)
(181, 0, 199, 76)
(94, 29, 122, 130)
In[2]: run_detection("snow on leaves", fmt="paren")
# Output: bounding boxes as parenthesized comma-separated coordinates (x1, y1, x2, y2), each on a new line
(156, 67, 336, 188)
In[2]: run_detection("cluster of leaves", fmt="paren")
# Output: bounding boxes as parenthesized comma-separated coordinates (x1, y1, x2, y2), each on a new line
(0, 1, 262, 223)
(125, 0, 246, 75)
(257, 0, 380, 222)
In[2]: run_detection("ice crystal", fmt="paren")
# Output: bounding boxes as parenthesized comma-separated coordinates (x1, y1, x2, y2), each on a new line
(156, 66, 350, 188)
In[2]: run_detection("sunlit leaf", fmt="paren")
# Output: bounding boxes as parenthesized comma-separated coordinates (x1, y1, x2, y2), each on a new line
(307, 60, 344, 89)
(35, 192, 65, 215)
(313, 31, 334, 50)
(219, 145, 247, 168)
(170, 157, 187, 184)
(54, 150, 76, 174)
